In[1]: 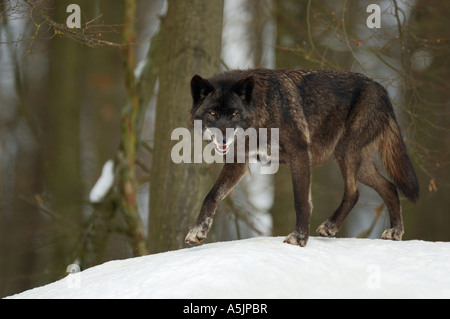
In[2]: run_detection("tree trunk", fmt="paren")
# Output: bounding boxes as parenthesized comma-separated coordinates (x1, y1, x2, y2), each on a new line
(117, 0, 149, 256)
(148, 0, 224, 253)
(44, 0, 84, 273)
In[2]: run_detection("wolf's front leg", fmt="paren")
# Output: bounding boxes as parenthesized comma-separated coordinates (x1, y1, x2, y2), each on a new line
(185, 162, 248, 245)
(284, 150, 312, 247)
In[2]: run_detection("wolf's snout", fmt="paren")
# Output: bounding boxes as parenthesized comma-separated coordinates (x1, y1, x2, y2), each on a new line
(219, 135, 227, 145)
(211, 132, 228, 145)
(210, 132, 233, 155)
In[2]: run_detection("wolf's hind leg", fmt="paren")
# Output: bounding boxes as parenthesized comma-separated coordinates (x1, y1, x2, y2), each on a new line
(316, 156, 360, 237)
(186, 162, 248, 245)
(357, 160, 403, 240)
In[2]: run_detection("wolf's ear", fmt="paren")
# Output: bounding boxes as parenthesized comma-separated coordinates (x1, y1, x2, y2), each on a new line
(191, 75, 214, 104)
(232, 76, 254, 104)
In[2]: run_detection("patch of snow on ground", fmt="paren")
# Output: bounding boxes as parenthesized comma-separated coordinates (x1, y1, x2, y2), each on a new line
(89, 160, 114, 203)
(6, 237, 450, 299)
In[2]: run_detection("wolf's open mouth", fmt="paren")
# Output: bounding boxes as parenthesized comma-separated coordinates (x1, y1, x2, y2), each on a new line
(217, 144, 227, 152)
(205, 128, 237, 156)
(214, 143, 229, 155)
(213, 138, 234, 155)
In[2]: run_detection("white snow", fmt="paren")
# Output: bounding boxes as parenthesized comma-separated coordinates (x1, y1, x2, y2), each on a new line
(89, 160, 115, 203)
(6, 236, 450, 299)
(134, 57, 148, 80)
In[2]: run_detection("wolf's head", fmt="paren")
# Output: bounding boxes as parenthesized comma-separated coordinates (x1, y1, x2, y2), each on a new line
(189, 74, 254, 155)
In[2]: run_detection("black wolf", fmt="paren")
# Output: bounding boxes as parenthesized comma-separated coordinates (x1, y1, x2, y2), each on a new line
(185, 68, 419, 247)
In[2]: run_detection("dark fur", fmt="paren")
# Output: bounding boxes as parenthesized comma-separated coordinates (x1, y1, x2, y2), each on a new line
(185, 68, 419, 247)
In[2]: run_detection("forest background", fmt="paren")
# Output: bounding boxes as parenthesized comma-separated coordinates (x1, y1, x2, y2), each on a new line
(0, 0, 449, 297)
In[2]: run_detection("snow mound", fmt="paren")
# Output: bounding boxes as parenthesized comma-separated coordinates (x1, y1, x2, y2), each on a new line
(6, 237, 450, 299)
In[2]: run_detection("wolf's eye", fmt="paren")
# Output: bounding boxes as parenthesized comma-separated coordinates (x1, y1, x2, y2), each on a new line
(232, 112, 238, 117)
(209, 111, 216, 116)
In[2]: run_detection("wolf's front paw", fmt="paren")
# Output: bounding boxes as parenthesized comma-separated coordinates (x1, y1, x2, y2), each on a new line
(316, 219, 338, 237)
(381, 227, 403, 241)
(185, 226, 208, 245)
(284, 231, 308, 247)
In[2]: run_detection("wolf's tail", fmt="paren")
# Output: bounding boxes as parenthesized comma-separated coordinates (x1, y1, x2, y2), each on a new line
(379, 118, 419, 202)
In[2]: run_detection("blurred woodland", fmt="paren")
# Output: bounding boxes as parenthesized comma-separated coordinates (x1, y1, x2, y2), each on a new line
(0, 0, 449, 297)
